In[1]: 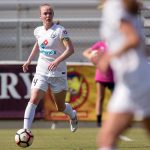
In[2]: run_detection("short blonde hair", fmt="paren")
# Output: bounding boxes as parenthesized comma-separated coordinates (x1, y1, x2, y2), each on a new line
(39, 4, 54, 15)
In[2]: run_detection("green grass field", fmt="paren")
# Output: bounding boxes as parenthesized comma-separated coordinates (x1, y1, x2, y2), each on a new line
(0, 127, 150, 150)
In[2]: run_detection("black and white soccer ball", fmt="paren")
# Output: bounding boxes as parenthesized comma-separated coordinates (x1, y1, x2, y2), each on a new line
(15, 129, 34, 148)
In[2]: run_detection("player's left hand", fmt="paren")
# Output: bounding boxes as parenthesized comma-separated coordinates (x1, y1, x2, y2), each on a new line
(48, 60, 59, 71)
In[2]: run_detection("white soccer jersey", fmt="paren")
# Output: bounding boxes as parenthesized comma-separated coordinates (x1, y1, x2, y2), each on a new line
(101, 0, 150, 89)
(34, 23, 69, 77)
(101, 0, 150, 117)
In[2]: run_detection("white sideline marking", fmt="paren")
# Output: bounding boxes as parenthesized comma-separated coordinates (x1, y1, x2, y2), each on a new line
(119, 135, 133, 142)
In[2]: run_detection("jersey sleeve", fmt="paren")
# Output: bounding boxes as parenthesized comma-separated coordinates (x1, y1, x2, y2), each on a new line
(34, 27, 39, 40)
(59, 26, 70, 40)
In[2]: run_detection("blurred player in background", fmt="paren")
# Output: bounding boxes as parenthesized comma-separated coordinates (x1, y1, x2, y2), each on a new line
(22, 4, 78, 132)
(83, 41, 114, 127)
(97, 0, 150, 149)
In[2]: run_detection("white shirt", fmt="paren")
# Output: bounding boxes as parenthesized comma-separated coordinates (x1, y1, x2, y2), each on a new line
(101, 0, 150, 93)
(34, 24, 69, 77)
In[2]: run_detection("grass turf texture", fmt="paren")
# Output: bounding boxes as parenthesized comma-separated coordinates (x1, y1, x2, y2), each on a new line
(0, 128, 150, 150)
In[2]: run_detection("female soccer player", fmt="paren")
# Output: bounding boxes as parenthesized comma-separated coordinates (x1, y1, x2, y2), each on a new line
(22, 4, 78, 132)
(83, 41, 114, 127)
(97, 0, 150, 149)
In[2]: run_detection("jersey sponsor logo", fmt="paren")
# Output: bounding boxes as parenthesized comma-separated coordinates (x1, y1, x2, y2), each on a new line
(44, 40, 48, 45)
(40, 49, 56, 55)
(40, 39, 48, 49)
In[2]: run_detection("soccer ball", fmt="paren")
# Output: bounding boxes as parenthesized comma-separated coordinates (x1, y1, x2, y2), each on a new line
(15, 129, 34, 148)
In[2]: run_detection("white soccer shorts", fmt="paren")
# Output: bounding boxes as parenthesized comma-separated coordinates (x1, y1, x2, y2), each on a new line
(108, 83, 150, 119)
(31, 74, 68, 93)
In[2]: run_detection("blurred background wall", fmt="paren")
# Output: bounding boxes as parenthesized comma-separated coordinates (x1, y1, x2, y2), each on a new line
(0, 0, 150, 62)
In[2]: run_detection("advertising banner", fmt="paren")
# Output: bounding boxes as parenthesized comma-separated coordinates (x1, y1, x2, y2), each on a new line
(44, 64, 112, 121)
(0, 63, 111, 120)
(0, 63, 43, 119)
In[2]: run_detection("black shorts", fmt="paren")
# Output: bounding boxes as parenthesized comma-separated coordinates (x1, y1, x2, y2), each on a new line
(97, 81, 115, 91)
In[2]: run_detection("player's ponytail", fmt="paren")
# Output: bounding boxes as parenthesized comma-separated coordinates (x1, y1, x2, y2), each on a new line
(56, 20, 60, 25)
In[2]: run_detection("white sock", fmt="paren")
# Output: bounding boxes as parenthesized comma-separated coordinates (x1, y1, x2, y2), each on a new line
(23, 102, 37, 129)
(63, 103, 75, 119)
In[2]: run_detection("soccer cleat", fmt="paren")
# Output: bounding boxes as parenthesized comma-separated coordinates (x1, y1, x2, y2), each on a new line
(70, 110, 78, 132)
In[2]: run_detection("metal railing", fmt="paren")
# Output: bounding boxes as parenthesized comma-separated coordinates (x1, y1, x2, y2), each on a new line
(0, 0, 150, 61)
(0, 18, 101, 61)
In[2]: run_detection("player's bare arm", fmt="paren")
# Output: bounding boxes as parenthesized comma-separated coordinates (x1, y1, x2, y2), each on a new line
(48, 38, 74, 71)
(22, 42, 39, 72)
(58, 38, 74, 61)
(109, 20, 140, 59)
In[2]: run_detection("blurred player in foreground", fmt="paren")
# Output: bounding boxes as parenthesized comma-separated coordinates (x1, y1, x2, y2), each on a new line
(22, 4, 78, 132)
(97, 0, 150, 149)
(83, 41, 114, 127)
